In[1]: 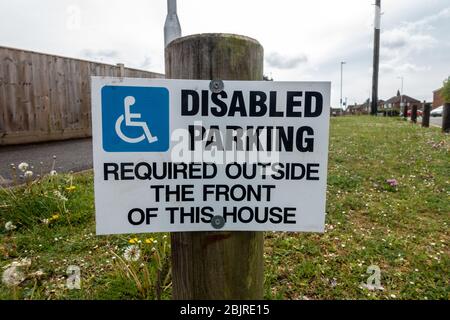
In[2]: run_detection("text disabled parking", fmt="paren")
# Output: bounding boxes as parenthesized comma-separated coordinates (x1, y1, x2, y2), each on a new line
(91, 77, 331, 235)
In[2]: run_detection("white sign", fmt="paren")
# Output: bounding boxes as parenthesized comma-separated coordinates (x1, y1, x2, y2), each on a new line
(91, 77, 331, 235)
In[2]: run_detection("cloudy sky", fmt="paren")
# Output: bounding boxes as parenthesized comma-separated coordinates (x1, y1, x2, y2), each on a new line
(0, 0, 449, 107)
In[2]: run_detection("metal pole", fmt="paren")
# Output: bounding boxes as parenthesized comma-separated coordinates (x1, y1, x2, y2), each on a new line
(371, 0, 381, 115)
(164, 0, 182, 47)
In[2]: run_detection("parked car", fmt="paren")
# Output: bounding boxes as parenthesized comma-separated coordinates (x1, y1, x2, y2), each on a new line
(431, 106, 443, 117)
(407, 109, 423, 117)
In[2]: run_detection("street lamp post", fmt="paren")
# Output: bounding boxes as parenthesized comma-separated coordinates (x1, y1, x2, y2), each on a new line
(340, 61, 346, 109)
(164, 0, 182, 47)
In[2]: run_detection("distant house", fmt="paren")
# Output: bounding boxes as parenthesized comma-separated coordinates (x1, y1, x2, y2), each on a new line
(432, 87, 444, 109)
(383, 91, 421, 113)
(347, 99, 384, 115)
(347, 100, 369, 115)
(330, 107, 344, 116)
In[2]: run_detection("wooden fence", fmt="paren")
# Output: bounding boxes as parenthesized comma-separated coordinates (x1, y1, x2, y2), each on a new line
(0, 46, 164, 145)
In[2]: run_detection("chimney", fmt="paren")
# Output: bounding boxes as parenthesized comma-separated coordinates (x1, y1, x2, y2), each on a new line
(164, 0, 182, 47)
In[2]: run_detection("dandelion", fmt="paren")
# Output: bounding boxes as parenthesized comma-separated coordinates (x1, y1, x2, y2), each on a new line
(24, 171, 34, 179)
(123, 245, 141, 262)
(18, 162, 29, 172)
(51, 214, 60, 221)
(5, 221, 17, 231)
(2, 266, 25, 287)
(66, 186, 76, 192)
(145, 238, 155, 244)
(2, 258, 32, 287)
(129, 237, 139, 244)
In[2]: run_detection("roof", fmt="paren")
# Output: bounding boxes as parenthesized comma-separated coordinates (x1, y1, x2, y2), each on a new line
(350, 100, 384, 109)
(385, 94, 421, 104)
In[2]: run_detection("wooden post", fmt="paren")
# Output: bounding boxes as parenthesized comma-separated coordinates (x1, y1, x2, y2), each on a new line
(403, 104, 408, 120)
(443, 103, 450, 133)
(422, 101, 430, 128)
(165, 33, 264, 300)
(117, 63, 125, 77)
(411, 105, 418, 123)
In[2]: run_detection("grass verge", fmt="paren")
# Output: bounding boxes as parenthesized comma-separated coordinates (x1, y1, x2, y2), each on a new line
(1, 116, 449, 300)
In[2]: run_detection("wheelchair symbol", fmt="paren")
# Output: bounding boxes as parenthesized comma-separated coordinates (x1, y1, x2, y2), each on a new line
(115, 96, 158, 144)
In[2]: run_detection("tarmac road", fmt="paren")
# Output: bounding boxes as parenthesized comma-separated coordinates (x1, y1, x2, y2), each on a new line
(429, 116, 443, 128)
(0, 138, 93, 186)
(414, 116, 442, 128)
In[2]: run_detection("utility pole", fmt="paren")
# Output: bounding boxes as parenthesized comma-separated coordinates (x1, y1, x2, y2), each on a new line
(340, 61, 346, 109)
(371, 0, 381, 115)
(164, 0, 182, 47)
(398, 76, 404, 115)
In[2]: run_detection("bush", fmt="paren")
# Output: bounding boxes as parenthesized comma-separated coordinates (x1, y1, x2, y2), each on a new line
(442, 76, 450, 103)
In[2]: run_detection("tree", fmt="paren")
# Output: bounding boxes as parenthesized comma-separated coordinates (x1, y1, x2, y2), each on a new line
(443, 76, 450, 103)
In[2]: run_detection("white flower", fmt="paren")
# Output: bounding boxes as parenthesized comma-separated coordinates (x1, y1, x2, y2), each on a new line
(30, 270, 45, 278)
(50, 170, 57, 176)
(2, 266, 25, 287)
(24, 171, 33, 178)
(42, 219, 50, 225)
(53, 190, 68, 202)
(5, 221, 16, 231)
(18, 162, 29, 172)
(123, 245, 141, 262)
(11, 258, 32, 268)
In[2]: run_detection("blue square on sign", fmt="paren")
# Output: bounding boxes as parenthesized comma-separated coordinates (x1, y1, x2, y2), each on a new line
(101, 86, 169, 152)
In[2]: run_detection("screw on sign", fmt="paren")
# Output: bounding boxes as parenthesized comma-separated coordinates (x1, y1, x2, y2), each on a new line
(209, 80, 224, 94)
(211, 215, 225, 229)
